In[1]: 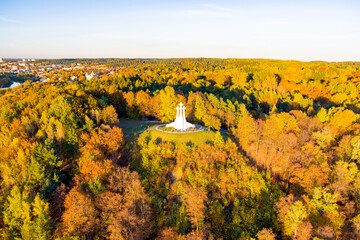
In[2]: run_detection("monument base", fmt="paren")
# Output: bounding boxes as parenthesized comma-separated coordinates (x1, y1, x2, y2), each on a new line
(166, 102, 195, 131)
(166, 117, 195, 131)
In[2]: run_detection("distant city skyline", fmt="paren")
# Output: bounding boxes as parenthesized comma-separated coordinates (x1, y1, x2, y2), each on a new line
(1, 0, 360, 61)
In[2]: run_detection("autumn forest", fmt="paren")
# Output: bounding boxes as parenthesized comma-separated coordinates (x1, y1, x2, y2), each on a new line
(1, 58, 360, 239)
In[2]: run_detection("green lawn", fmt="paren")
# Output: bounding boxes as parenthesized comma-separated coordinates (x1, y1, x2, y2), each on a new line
(118, 118, 159, 138)
(118, 118, 231, 145)
(146, 128, 228, 146)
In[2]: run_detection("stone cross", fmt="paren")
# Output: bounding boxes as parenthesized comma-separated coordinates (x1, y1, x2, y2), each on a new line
(177, 102, 185, 118)
(176, 106, 180, 118)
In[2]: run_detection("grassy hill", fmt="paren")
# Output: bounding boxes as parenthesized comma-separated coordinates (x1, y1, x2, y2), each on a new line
(118, 118, 230, 146)
(146, 128, 228, 146)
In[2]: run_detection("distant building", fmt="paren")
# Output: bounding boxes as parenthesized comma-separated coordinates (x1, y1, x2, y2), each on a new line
(85, 71, 98, 80)
(12, 65, 18, 71)
(0, 58, 3, 63)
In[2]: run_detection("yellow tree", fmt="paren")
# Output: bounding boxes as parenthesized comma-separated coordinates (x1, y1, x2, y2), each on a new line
(158, 86, 178, 122)
(185, 187, 207, 231)
(101, 105, 119, 125)
(135, 90, 152, 117)
(276, 195, 309, 239)
(309, 187, 343, 235)
(233, 114, 256, 149)
(61, 188, 97, 237)
(284, 201, 308, 239)
(256, 228, 276, 240)
(194, 95, 207, 123)
(330, 109, 357, 130)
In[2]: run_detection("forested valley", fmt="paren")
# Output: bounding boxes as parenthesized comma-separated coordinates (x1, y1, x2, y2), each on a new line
(1, 58, 360, 239)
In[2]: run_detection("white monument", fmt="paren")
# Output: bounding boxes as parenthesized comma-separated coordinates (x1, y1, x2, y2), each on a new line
(166, 102, 195, 131)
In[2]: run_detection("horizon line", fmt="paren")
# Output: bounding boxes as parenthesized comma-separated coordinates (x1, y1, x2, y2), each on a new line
(2, 57, 359, 63)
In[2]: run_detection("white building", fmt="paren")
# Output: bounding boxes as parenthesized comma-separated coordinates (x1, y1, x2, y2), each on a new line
(85, 71, 98, 80)
(166, 102, 195, 131)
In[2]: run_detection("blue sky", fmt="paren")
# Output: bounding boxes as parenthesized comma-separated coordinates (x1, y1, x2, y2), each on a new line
(0, 0, 359, 61)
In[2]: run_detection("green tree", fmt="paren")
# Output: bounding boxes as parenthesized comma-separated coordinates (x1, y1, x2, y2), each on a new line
(3, 186, 31, 238)
(3, 187, 52, 240)
(27, 140, 62, 196)
(88, 176, 105, 195)
(31, 195, 52, 240)
(48, 96, 72, 123)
